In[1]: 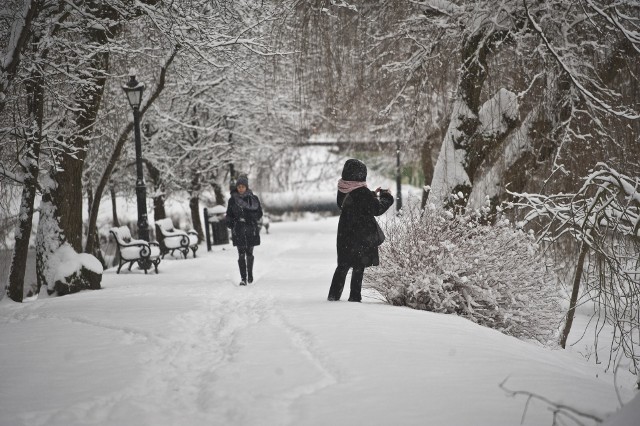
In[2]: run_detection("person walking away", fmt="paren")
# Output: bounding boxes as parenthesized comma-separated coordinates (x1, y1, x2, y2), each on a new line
(328, 159, 394, 302)
(226, 175, 263, 285)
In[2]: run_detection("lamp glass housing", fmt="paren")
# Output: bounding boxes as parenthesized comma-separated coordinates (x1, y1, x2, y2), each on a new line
(122, 75, 145, 109)
(224, 115, 237, 130)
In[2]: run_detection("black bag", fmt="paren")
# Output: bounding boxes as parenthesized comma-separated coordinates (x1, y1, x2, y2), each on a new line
(363, 217, 386, 247)
(372, 220, 385, 246)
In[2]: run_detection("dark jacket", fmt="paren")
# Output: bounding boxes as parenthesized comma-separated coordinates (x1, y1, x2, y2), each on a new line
(336, 187, 394, 267)
(226, 190, 263, 248)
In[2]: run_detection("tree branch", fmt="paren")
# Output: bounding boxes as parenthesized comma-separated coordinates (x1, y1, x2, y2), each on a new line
(524, 0, 640, 120)
(500, 377, 604, 424)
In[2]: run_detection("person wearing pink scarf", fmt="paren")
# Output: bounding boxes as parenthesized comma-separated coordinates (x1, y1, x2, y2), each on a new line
(328, 159, 394, 302)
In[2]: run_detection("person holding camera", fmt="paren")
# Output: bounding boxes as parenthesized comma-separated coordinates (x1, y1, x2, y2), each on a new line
(226, 174, 263, 286)
(327, 159, 394, 302)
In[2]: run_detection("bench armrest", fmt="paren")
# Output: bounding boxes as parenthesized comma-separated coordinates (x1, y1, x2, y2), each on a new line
(160, 233, 190, 248)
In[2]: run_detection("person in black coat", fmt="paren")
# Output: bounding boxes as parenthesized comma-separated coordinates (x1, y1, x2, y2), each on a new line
(328, 159, 394, 302)
(226, 174, 263, 286)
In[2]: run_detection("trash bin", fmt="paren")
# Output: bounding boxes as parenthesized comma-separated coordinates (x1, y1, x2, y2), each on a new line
(211, 219, 229, 245)
(204, 205, 229, 250)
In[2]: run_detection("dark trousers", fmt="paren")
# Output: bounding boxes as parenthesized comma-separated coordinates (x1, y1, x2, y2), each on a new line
(237, 246, 254, 282)
(328, 263, 364, 301)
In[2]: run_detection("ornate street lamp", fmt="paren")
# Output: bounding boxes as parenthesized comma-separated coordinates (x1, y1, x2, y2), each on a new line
(122, 72, 149, 241)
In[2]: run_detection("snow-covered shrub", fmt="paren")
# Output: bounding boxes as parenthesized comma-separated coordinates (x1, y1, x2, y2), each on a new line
(365, 202, 561, 344)
(48, 244, 103, 297)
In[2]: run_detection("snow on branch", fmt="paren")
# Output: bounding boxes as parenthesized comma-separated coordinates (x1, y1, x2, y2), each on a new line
(478, 88, 519, 137)
(411, 0, 461, 17)
(0, 162, 25, 185)
(513, 163, 640, 240)
(585, 0, 640, 54)
(524, 1, 640, 120)
(329, 0, 358, 12)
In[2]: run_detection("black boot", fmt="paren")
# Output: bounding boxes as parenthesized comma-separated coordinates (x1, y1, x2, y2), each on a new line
(238, 256, 247, 285)
(247, 254, 254, 283)
(328, 264, 349, 301)
(348, 267, 364, 302)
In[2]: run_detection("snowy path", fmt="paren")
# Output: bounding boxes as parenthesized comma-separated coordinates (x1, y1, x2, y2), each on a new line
(0, 217, 636, 426)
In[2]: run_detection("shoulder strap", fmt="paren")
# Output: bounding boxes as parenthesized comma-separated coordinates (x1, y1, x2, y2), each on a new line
(341, 193, 350, 209)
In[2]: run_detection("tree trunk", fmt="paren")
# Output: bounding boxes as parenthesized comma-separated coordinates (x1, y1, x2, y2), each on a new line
(38, 162, 105, 296)
(427, 30, 488, 206)
(189, 196, 204, 243)
(428, 25, 519, 208)
(153, 195, 166, 223)
(37, 10, 112, 294)
(144, 159, 166, 222)
(86, 182, 105, 267)
(189, 171, 204, 242)
(6, 45, 45, 302)
(420, 130, 440, 210)
(6, 178, 38, 302)
(466, 33, 635, 210)
(37, 155, 92, 295)
(35, 189, 61, 295)
(52, 155, 87, 252)
(212, 182, 225, 206)
(110, 185, 120, 227)
(560, 242, 589, 348)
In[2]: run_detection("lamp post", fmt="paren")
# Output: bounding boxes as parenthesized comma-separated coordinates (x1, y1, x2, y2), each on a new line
(122, 73, 149, 241)
(224, 115, 237, 190)
(396, 140, 402, 212)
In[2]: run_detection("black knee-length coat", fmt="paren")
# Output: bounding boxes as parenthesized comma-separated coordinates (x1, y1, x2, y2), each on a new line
(226, 190, 263, 248)
(336, 187, 394, 267)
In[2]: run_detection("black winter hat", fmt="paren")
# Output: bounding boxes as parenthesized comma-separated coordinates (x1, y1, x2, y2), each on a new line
(341, 159, 367, 182)
(236, 174, 249, 188)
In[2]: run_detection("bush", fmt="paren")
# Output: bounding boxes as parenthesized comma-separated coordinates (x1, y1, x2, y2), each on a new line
(365, 202, 561, 344)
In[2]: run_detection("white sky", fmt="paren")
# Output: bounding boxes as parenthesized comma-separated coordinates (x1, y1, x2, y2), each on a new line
(0, 216, 638, 426)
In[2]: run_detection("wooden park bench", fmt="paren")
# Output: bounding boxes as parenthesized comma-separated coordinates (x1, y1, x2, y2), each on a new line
(154, 218, 199, 259)
(109, 226, 161, 274)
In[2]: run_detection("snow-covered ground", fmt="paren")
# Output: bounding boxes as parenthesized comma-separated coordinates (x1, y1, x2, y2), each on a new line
(0, 216, 637, 426)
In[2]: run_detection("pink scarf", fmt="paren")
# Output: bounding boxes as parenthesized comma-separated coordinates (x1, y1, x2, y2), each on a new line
(338, 178, 367, 193)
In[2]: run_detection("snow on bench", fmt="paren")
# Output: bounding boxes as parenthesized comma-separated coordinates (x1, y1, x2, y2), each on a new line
(154, 218, 199, 259)
(109, 226, 161, 274)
